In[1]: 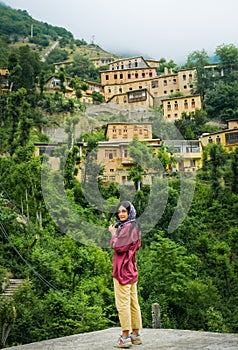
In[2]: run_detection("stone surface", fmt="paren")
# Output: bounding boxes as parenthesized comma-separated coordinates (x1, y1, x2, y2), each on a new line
(6, 328, 238, 350)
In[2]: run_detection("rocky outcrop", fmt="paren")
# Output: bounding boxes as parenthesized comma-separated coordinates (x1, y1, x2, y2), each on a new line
(5, 327, 238, 350)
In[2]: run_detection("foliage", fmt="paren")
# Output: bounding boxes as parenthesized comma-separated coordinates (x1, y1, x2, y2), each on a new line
(66, 55, 99, 82)
(1, 3, 238, 346)
(0, 3, 73, 43)
(174, 109, 219, 139)
(204, 81, 238, 120)
(92, 91, 105, 104)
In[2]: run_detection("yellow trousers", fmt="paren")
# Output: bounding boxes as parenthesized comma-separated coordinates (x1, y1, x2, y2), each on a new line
(113, 277, 142, 331)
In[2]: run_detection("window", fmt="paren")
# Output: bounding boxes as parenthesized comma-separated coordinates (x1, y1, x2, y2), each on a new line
(167, 102, 171, 111)
(208, 138, 213, 143)
(122, 176, 127, 183)
(225, 132, 238, 145)
(173, 78, 177, 84)
(191, 99, 195, 108)
(110, 169, 114, 172)
(106, 75, 109, 80)
(114, 74, 117, 80)
(128, 73, 131, 79)
(151, 80, 158, 88)
(184, 100, 188, 109)
(174, 102, 178, 110)
(164, 80, 167, 86)
(122, 149, 128, 157)
(183, 74, 186, 80)
(39, 147, 46, 156)
(120, 73, 123, 79)
(135, 61, 138, 67)
(135, 73, 138, 78)
(216, 136, 221, 144)
(119, 87, 122, 93)
(184, 85, 187, 89)
(109, 176, 115, 181)
(142, 72, 145, 78)
(164, 90, 167, 94)
(105, 150, 117, 159)
(149, 72, 152, 77)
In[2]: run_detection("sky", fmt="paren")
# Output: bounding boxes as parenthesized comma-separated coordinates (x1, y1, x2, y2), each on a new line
(3, 0, 238, 64)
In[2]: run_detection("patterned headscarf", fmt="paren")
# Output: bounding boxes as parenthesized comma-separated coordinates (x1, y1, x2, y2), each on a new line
(115, 201, 136, 228)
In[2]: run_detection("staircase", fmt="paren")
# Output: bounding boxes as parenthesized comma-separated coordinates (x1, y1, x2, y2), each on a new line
(2, 278, 25, 297)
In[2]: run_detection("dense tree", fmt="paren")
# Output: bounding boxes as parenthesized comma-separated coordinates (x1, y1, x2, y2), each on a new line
(8, 46, 41, 92)
(204, 81, 238, 120)
(66, 55, 99, 82)
(174, 109, 219, 139)
(216, 44, 238, 83)
(183, 49, 212, 105)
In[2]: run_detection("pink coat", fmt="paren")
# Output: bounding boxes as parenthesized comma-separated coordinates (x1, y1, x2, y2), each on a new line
(110, 222, 141, 285)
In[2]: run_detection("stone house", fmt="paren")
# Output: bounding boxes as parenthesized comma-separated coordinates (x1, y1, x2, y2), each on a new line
(161, 94, 202, 121)
(199, 119, 238, 151)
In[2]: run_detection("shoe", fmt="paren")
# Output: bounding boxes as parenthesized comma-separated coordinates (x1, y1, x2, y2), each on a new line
(114, 335, 132, 348)
(130, 333, 142, 345)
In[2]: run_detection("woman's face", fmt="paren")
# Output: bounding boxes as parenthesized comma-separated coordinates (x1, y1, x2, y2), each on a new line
(117, 205, 129, 222)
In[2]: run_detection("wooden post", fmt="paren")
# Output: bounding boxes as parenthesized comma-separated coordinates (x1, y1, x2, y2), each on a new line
(152, 303, 160, 328)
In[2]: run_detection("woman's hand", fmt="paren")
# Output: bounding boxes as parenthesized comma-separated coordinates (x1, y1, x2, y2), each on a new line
(109, 224, 117, 237)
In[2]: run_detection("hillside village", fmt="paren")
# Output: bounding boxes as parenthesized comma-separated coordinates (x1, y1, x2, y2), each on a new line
(29, 54, 238, 183)
(1, 18, 238, 184)
(1, 3, 238, 184)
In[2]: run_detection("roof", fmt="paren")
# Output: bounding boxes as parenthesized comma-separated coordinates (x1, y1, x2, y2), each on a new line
(110, 55, 146, 64)
(199, 127, 238, 138)
(106, 122, 152, 126)
(161, 94, 201, 102)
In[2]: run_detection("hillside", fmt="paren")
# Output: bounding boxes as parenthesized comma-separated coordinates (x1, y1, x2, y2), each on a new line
(0, 2, 118, 66)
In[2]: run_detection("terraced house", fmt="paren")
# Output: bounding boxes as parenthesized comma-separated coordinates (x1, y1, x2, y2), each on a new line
(199, 118, 238, 151)
(97, 122, 161, 184)
(100, 56, 157, 110)
(96, 122, 202, 185)
(99, 56, 202, 119)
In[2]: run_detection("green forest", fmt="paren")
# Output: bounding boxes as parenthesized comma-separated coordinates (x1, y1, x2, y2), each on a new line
(1, 2, 238, 348)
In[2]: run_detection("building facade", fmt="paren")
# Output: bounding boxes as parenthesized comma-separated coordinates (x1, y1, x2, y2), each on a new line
(162, 95, 202, 121)
(97, 123, 202, 185)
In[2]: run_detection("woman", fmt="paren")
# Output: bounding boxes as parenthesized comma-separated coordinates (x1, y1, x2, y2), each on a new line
(109, 201, 142, 348)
